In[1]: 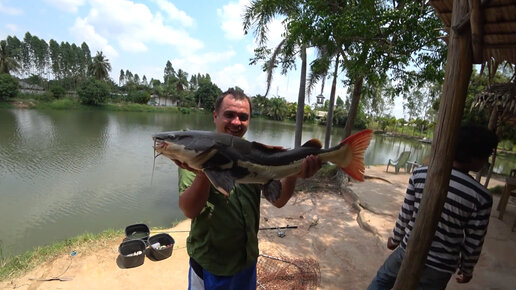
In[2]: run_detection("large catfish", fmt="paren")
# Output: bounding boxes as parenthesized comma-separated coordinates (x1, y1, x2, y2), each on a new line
(153, 129, 372, 201)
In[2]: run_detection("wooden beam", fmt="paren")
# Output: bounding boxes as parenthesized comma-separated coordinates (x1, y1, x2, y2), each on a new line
(470, 0, 484, 64)
(452, 11, 471, 34)
(392, 0, 473, 288)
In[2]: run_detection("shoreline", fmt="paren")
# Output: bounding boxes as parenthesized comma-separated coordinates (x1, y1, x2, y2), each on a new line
(1, 165, 514, 289)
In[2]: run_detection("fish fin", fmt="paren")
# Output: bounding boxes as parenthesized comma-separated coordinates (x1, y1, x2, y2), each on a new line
(251, 142, 287, 153)
(337, 129, 373, 182)
(204, 168, 235, 197)
(263, 180, 282, 203)
(301, 138, 322, 148)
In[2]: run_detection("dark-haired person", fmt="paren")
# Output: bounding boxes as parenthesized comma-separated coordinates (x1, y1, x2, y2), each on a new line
(367, 125, 498, 290)
(175, 88, 322, 289)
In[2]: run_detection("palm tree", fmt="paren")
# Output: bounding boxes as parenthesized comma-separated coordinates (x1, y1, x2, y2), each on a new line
(176, 69, 189, 91)
(88, 51, 111, 81)
(267, 97, 289, 121)
(0, 40, 20, 75)
(244, 0, 312, 147)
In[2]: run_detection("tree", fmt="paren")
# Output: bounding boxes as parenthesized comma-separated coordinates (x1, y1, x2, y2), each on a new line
(0, 73, 19, 100)
(88, 51, 111, 81)
(176, 69, 189, 91)
(0, 40, 20, 75)
(48, 39, 61, 79)
(194, 81, 221, 111)
(119, 69, 125, 86)
(246, 1, 445, 140)
(243, 0, 313, 147)
(163, 60, 176, 84)
(77, 78, 110, 105)
(266, 97, 289, 121)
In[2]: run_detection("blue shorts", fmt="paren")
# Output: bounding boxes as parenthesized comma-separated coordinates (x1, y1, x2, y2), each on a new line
(188, 258, 257, 290)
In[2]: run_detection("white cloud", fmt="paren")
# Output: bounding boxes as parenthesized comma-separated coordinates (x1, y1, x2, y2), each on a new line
(5, 23, 19, 33)
(213, 63, 249, 91)
(70, 17, 118, 58)
(0, 1, 23, 15)
(44, 0, 84, 13)
(153, 0, 194, 27)
(69, 0, 202, 56)
(218, 0, 249, 41)
(170, 49, 236, 76)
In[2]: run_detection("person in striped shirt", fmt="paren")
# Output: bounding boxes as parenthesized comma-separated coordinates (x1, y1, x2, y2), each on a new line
(367, 125, 498, 290)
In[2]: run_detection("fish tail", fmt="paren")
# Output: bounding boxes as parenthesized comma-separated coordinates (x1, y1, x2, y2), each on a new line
(332, 129, 373, 181)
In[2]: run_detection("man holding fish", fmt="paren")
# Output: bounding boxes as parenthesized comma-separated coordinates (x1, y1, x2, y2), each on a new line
(153, 88, 372, 289)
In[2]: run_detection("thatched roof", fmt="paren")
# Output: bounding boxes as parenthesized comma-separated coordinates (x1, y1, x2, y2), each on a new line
(472, 82, 516, 124)
(429, 0, 516, 64)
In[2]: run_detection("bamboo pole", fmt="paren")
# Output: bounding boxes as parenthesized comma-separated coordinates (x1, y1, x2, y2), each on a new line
(392, 0, 473, 289)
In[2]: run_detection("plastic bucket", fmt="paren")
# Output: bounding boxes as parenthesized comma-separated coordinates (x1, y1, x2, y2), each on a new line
(124, 223, 150, 245)
(118, 239, 146, 268)
(148, 233, 175, 261)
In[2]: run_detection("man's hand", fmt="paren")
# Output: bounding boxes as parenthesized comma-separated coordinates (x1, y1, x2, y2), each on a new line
(455, 271, 472, 283)
(297, 155, 322, 179)
(387, 237, 398, 250)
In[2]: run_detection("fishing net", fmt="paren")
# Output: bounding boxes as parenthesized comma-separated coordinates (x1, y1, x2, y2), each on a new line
(257, 253, 321, 289)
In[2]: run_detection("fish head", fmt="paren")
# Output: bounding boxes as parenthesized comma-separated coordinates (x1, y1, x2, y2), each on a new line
(152, 131, 219, 169)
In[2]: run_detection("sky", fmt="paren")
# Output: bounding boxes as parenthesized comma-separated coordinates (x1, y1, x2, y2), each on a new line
(0, 0, 404, 117)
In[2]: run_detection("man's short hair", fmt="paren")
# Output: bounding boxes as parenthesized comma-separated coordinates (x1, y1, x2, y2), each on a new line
(214, 88, 252, 115)
(455, 125, 498, 162)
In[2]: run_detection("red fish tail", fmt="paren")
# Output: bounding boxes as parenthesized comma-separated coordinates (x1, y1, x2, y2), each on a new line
(339, 129, 373, 181)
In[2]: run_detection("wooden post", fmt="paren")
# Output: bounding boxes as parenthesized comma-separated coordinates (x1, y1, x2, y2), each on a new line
(392, 0, 473, 289)
(469, 0, 483, 64)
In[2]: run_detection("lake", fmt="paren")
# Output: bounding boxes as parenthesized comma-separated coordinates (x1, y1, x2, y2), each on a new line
(0, 108, 514, 257)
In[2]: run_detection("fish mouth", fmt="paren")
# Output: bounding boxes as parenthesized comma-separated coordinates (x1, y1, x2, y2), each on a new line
(153, 139, 167, 150)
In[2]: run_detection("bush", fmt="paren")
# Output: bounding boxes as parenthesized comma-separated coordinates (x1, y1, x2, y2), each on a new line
(77, 78, 110, 105)
(49, 85, 66, 99)
(128, 90, 150, 104)
(0, 74, 19, 101)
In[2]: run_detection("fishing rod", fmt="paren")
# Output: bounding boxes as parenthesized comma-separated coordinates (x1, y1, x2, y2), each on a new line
(259, 225, 298, 230)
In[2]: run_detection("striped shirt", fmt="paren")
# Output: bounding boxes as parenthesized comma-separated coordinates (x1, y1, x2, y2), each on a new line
(392, 166, 492, 275)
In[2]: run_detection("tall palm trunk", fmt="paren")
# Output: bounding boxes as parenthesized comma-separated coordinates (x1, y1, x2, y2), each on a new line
(324, 54, 339, 149)
(294, 45, 307, 148)
(344, 74, 363, 138)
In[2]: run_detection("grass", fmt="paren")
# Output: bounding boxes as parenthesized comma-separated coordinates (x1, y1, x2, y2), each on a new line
(0, 219, 185, 282)
(3, 97, 203, 114)
(0, 229, 122, 281)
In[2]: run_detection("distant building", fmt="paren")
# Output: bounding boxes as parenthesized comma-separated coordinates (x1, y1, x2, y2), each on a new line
(148, 94, 177, 107)
(18, 81, 45, 95)
(314, 110, 328, 120)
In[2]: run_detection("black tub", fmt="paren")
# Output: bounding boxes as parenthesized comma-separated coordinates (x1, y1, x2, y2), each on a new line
(118, 239, 146, 268)
(124, 223, 150, 245)
(148, 233, 175, 261)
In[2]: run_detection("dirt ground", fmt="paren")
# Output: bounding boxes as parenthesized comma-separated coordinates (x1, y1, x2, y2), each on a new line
(1, 165, 515, 290)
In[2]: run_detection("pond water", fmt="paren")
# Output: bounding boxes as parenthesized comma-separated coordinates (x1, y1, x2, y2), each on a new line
(0, 108, 514, 257)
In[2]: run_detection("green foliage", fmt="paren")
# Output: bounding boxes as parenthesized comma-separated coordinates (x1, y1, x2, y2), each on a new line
(49, 85, 66, 99)
(266, 97, 289, 121)
(194, 81, 221, 111)
(35, 98, 77, 110)
(500, 140, 514, 152)
(0, 73, 18, 100)
(77, 78, 110, 105)
(128, 90, 150, 104)
(88, 51, 111, 81)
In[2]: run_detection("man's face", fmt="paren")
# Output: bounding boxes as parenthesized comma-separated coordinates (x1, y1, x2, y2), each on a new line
(213, 95, 250, 137)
